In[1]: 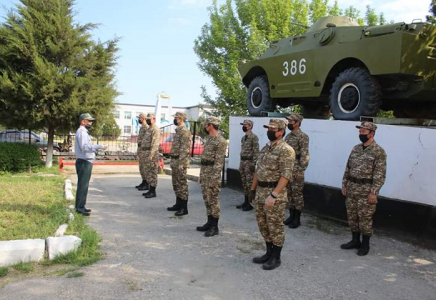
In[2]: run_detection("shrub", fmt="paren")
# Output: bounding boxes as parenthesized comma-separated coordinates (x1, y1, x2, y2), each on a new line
(0, 143, 41, 172)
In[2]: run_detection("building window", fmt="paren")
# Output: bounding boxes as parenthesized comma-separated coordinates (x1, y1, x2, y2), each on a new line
(124, 126, 131, 134)
(113, 110, 120, 119)
(161, 113, 165, 121)
(124, 111, 132, 119)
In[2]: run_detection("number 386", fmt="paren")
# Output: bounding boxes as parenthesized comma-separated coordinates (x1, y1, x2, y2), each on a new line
(282, 59, 306, 76)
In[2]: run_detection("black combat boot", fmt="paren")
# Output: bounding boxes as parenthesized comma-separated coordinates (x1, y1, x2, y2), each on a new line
(262, 245, 282, 270)
(135, 180, 145, 189)
(340, 232, 361, 250)
(253, 242, 273, 264)
(357, 235, 371, 256)
(283, 208, 295, 225)
(236, 195, 248, 209)
(175, 199, 188, 216)
(196, 215, 212, 232)
(144, 186, 156, 198)
(138, 181, 150, 191)
(289, 210, 301, 228)
(167, 197, 181, 211)
(204, 217, 219, 237)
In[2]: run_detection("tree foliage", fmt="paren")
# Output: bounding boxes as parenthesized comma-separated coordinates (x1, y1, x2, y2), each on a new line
(365, 5, 378, 26)
(0, 0, 119, 166)
(427, 0, 436, 24)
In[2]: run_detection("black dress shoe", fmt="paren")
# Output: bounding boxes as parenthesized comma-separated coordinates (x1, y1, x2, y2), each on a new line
(76, 209, 90, 216)
(84, 207, 92, 213)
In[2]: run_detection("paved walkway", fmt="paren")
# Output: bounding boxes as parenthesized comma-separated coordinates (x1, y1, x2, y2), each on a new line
(1, 174, 436, 299)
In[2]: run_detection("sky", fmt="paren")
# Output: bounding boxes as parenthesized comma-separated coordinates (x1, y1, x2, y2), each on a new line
(0, 0, 432, 108)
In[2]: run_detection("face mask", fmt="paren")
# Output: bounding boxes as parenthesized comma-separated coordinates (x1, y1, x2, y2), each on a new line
(287, 124, 294, 131)
(242, 126, 248, 132)
(173, 119, 179, 126)
(146, 119, 152, 126)
(267, 130, 277, 141)
(138, 119, 143, 124)
(85, 125, 92, 130)
(359, 134, 370, 143)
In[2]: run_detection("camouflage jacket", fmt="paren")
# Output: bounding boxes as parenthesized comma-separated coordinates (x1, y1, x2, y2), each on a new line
(256, 139, 295, 183)
(170, 125, 192, 164)
(141, 124, 160, 157)
(200, 133, 227, 182)
(284, 129, 309, 173)
(342, 141, 387, 195)
(240, 132, 259, 163)
(137, 123, 149, 148)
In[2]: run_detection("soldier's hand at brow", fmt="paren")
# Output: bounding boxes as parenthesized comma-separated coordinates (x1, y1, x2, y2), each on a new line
(264, 196, 276, 209)
(368, 193, 378, 204)
(342, 187, 347, 196)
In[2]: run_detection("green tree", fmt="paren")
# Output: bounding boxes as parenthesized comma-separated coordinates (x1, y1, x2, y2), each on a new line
(0, 0, 119, 167)
(309, 0, 328, 24)
(344, 5, 363, 25)
(427, 0, 436, 24)
(379, 12, 386, 25)
(328, 0, 342, 16)
(365, 5, 378, 26)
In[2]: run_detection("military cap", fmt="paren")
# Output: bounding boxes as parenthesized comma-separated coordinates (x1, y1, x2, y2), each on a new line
(356, 121, 377, 131)
(173, 111, 188, 120)
(205, 116, 220, 126)
(286, 113, 303, 122)
(240, 119, 253, 127)
(263, 119, 287, 130)
(137, 113, 146, 119)
(79, 113, 95, 121)
(146, 113, 156, 119)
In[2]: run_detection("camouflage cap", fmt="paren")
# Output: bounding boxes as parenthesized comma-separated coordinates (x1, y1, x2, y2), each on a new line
(137, 113, 146, 119)
(146, 113, 156, 119)
(286, 113, 303, 122)
(173, 111, 187, 120)
(240, 119, 253, 127)
(356, 121, 377, 131)
(79, 113, 95, 121)
(205, 116, 220, 126)
(263, 119, 287, 130)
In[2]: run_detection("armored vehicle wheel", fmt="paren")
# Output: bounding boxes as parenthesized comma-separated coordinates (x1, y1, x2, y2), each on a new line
(247, 76, 275, 116)
(329, 68, 381, 120)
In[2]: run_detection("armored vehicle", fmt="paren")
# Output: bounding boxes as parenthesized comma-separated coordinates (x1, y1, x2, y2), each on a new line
(238, 16, 436, 120)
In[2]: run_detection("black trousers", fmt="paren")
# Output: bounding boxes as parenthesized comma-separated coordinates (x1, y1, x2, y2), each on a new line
(75, 159, 93, 209)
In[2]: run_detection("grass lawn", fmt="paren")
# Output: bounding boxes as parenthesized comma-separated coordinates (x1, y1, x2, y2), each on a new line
(0, 169, 102, 282)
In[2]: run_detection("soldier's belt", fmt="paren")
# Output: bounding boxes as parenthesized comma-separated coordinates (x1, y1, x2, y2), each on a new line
(240, 156, 253, 161)
(349, 177, 373, 184)
(201, 160, 214, 166)
(171, 155, 180, 159)
(258, 181, 279, 188)
(142, 147, 151, 151)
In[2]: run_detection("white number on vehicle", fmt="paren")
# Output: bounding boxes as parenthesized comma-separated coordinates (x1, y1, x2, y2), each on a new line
(282, 59, 307, 76)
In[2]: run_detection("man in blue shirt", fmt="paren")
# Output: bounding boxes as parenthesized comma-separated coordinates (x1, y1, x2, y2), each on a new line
(75, 113, 106, 216)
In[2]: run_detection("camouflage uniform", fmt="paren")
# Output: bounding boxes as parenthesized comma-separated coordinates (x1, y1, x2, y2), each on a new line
(141, 114, 161, 188)
(342, 134, 386, 236)
(284, 114, 309, 211)
(255, 120, 295, 247)
(137, 114, 149, 181)
(239, 121, 259, 196)
(170, 114, 192, 201)
(200, 118, 227, 219)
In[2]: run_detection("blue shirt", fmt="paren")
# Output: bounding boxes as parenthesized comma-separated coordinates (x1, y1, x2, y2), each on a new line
(75, 126, 102, 163)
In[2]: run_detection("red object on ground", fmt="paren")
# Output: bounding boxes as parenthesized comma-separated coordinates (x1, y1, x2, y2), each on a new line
(59, 157, 64, 172)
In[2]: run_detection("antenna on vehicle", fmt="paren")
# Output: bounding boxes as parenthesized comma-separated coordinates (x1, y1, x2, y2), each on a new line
(290, 22, 310, 29)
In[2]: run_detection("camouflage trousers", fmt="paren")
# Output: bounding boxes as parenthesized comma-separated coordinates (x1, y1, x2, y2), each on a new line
(255, 187, 287, 247)
(200, 166, 221, 219)
(138, 150, 147, 180)
(345, 183, 377, 236)
(170, 159, 189, 201)
(143, 151, 159, 187)
(287, 173, 305, 211)
(239, 160, 255, 195)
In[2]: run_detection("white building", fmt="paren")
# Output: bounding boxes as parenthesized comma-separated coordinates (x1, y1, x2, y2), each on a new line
(113, 103, 214, 136)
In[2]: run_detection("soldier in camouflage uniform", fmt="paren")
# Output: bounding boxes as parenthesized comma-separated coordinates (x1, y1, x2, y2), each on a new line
(283, 114, 310, 229)
(141, 113, 161, 198)
(249, 119, 295, 270)
(135, 113, 150, 191)
(341, 121, 386, 256)
(196, 117, 227, 237)
(236, 119, 259, 211)
(167, 112, 192, 216)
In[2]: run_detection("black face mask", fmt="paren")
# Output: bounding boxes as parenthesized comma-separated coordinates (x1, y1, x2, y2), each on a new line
(287, 124, 294, 131)
(242, 126, 248, 132)
(146, 119, 152, 126)
(138, 119, 143, 124)
(173, 119, 179, 126)
(85, 125, 92, 130)
(267, 130, 277, 141)
(359, 134, 370, 143)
